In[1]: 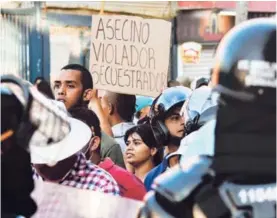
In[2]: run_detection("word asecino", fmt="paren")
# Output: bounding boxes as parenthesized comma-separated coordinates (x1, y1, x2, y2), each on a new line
(95, 18, 150, 44)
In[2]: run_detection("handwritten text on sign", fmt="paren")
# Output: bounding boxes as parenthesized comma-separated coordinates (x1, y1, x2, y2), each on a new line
(90, 15, 172, 97)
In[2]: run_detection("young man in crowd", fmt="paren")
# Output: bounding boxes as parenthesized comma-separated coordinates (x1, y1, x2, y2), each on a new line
(70, 107, 147, 201)
(144, 86, 192, 191)
(51, 64, 125, 168)
(31, 104, 120, 196)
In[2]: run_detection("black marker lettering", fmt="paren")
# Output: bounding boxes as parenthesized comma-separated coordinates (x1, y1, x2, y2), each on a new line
(143, 71, 149, 91)
(105, 44, 114, 64)
(124, 69, 130, 87)
(133, 21, 141, 43)
(106, 19, 114, 40)
(142, 23, 150, 44)
(149, 72, 155, 91)
(92, 42, 102, 62)
(100, 65, 109, 85)
(148, 48, 156, 69)
(91, 64, 99, 84)
(117, 68, 124, 87)
(122, 19, 129, 41)
(96, 18, 105, 40)
(139, 48, 147, 69)
(136, 70, 142, 89)
(111, 67, 117, 85)
(130, 45, 139, 67)
(99, 65, 104, 85)
(130, 69, 136, 88)
(105, 66, 112, 85)
(121, 45, 130, 66)
(114, 44, 120, 65)
(114, 19, 121, 40)
(154, 73, 160, 92)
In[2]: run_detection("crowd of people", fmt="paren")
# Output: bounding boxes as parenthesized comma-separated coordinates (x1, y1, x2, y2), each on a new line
(1, 17, 276, 218)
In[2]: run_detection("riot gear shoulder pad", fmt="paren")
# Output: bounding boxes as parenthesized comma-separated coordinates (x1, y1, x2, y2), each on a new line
(152, 156, 214, 202)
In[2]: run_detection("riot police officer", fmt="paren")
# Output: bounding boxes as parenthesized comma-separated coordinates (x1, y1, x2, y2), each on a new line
(139, 17, 276, 218)
(1, 75, 71, 217)
(144, 86, 192, 191)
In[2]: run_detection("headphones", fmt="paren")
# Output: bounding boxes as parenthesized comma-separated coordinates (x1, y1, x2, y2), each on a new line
(149, 95, 170, 148)
(185, 109, 200, 135)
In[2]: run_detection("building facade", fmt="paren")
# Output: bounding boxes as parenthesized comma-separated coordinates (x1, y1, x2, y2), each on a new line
(176, 1, 276, 81)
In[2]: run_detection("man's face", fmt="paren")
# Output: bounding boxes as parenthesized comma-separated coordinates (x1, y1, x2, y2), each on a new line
(125, 132, 155, 167)
(52, 69, 83, 109)
(164, 106, 185, 138)
(33, 154, 77, 182)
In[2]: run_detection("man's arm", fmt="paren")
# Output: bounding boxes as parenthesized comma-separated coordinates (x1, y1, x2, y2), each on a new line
(88, 89, 113, 136)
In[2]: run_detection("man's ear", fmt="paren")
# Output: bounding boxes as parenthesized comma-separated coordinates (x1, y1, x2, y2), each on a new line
(88, 136, 101, 152)
(150, 147, 158, 156)
(83, 89, 93, 102)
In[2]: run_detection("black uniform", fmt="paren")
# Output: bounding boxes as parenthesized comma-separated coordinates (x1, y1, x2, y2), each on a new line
(138, 18, 276, 218)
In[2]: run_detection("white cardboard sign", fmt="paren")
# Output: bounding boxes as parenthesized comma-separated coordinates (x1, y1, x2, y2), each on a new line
(31, 181, 143, 218)
(89, 15, 172, 97)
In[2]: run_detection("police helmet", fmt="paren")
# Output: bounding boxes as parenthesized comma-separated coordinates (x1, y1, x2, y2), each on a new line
(180, 86, 218, 135)
(212, 18, 276, 106)
(150, 86, 192, 119)
(149, 86, 192, 148)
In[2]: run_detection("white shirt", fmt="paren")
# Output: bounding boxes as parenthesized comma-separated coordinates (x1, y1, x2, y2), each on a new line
(111, 122, 135, 153)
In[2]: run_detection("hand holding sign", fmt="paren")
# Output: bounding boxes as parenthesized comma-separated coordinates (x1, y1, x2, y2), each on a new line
(90, 15, 171, 97)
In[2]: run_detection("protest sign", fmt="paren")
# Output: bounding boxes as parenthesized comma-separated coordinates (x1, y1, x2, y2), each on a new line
(89, 15, 172, 97)
(31, 181, 143, 218)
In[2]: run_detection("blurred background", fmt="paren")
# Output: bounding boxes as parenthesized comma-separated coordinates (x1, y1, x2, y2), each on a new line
(1, 1, 276, 86)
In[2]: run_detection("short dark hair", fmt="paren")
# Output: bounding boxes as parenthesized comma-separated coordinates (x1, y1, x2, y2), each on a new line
(108, 92, 136, 122)
(69, 107, 101, 138)
(36, 80, 54, 99)
(167, 80, 181, 87)
(195, 77, 209, 89)
(124, 124, 163, 166)
(61, 64, 93, 91)
(34, 76, 45, 84)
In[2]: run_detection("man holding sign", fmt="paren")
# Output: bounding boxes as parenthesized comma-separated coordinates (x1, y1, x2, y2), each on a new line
(89, 15, 172, 98)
